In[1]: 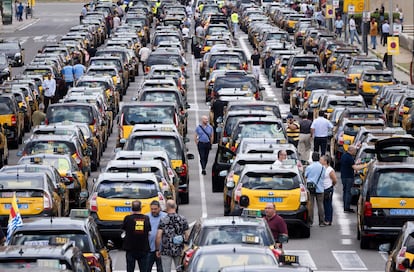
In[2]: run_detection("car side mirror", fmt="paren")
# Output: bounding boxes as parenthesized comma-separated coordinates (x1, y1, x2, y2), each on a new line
(219, 170, 228, 177)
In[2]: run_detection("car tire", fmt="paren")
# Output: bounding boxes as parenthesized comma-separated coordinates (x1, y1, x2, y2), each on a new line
(18, 134, 23, 145)
(360, 236, 370, 249)
(224, 205, 230, 216)
(276, 80, 281, 88)
(301, 227, 311, 238)
(180, 192, 189, 204)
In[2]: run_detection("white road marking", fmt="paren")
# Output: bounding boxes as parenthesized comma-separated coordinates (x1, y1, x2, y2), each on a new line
(332, 250, 367, 270)
(192, 55, 207, 219)
(332, 185, 352, 239)
(17, 18, 40, 31)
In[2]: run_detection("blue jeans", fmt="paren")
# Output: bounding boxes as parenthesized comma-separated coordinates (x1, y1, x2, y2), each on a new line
(371, 35, 377, 49)
(341, 178, 354, 210)
(323, 186, 334, 222)
(126, 250, 148, 272)
(350, 29, 360, 44)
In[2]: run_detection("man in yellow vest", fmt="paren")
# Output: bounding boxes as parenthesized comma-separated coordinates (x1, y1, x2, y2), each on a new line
(286, 113, 300, 147)
(231, 10, 239, 35)
(154, 0, 161, 18)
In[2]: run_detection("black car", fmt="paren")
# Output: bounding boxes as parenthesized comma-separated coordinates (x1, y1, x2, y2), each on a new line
(0, 41, 24, 67)
(0, 54, 11, 83)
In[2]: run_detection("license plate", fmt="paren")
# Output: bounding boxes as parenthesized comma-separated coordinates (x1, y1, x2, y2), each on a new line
(390, 209, 414, 216)
(115, 206, 131, 212)
(371, 85, 380, 90)
(259, 197, 282, 203)
(4, 203, 28, 209)
(281, 254, 299, 265)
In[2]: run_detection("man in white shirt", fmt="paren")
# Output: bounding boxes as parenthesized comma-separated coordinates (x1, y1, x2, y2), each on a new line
(381, 20, 390, 46)
(310, 111, 333, 156)
(139, 46, 151, 74)
(349, 15, 361, 45)
(113, 14, 121, 31)
(181, 25, 190, 52)
(42, 73, 56, 112)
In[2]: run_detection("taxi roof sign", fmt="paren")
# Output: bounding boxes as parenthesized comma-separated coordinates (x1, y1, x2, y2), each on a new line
(241, 209, 263, 218)
(70, 209, 90, 219)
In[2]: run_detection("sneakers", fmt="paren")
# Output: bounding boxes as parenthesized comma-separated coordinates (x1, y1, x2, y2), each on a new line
(319, 222, 329, 227)
(344, 208, 355, 213)
(201, 169, 206, 175)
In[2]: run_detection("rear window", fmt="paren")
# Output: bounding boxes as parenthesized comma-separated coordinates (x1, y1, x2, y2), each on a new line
(198, 225, 273, 246)
(214, 76, 256, 92)
(97, 180, 158, 198)
(10, 231, 91, 252)
(123, 106, 174, 125)
(374, 170, 414, 197)
(47, 106, 93, 124)
(77, 80, 110, 89)
(0, 176, 44, 190)
(141, 91, 179, 104)
(234, 122, 284, 139)
(305, 76, 347, 91)
(0, 98, 13, 114)
(129, 137, 180, 160)
(24, 141, 76, 156)
(19, 157, 74, 172)
(363, 74, 393, 82)
(241, 172, 300, 190)
(146, 54, 183, 67)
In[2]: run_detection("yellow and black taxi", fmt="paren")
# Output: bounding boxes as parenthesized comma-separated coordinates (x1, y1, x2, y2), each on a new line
(393, 90, 414, 127)
(316, 94, 366, 119)
(357, 136, 414, 249)
(45, 102, 107, 153)
(300, 74, 348, 104)
(8, 209, 113, 272)
(0, 172, 63, 228)
(345, 55, 384, 73)
(33, 122, 102, 172)
(0, 53, 11, 83)
(380, 221, 414, 272)
(300, 89, 344, 119)
(181, 214, 277, 271)
(88, 172, 167, 240)
(357, 70, 395, 104)
(76, 75, 119, 114)
(0, 124, 8, 167)
(282, 65, 318, 104)
(331, 117, 385, 169)
(345, 65, 377, 90)
(231, 163, 310, 238)
(0, 89, 24, 149)
(121, 126, 194, 204)
(18, 154, 88, 208)
(221, 152, 278, 215)
(20, 134, 92, 177)
(0, 244, 91, 272)
(0, 164, 70, 216)
(86, 65, 125, 98)
(103, 159, 178, 205)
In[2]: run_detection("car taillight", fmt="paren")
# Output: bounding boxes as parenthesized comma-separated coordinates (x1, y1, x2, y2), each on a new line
(179, 163, 187, 177)
(184, 249, 195, 267)
(389, 105, 396, 111)
(243, 63, 248, 70)
(158, 192, 166, 210)
(73, 152, 83, 170)
(364, 201, 372, 216)
(44, 118, 49, 125)
(347, 77, 352, 83)
(303, 91, 309, 100)
(399, 106, 405, 115)
(271, 248, 283, 260)
(90, 192, 98, 212)
(397, 247, 407, 271)
(338, 132, 344, 145)
(43, 192, 52, 210)
(234, 183, 242, 202)
(226, 171, 234, 183)
(145, 66, 150, 74)
(299, 184, 308, 202)
(85, 254, 101, 269)
(11, 115, 17, 125)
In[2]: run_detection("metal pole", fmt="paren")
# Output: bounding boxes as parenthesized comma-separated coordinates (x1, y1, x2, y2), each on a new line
(387, 0, 394, 77)
(362, 0, 368, 55)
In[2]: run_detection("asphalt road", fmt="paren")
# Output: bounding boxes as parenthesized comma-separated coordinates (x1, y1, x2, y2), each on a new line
(2, 2, 412, 271)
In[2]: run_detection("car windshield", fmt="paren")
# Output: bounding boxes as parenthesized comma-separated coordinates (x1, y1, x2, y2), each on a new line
(106, 166, 162, 176)
(124, 106, 174, 125)
(214, 76, 256, 92)
(241, 172, 300, 190)
(141, 91, 179, 104)
(235, 122, 284, 139)
(47, 106, 93, 124)
(10, 231, 91, 252)
(25, 141, 75, 156)
(199, 225, 273, 246)
(192, 251, 275, 272)
(129, 137, 180, 159)
(305, 76, 347, 90)
(97, 180, 158, 198)
(375, 170, 414, 197)
(0, 99, 13, 114)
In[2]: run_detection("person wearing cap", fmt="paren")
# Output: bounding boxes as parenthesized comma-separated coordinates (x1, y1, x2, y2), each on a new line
(32, 103, 46, 127)
(264, 51, 274, 83)
(42, 73, 56, 112)
(298, 110, 312, 163)
(286, 113, 300, 147)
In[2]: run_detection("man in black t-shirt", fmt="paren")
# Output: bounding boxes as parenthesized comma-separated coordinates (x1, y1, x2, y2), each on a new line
(250, 48, 261, 81)
(121, 200, 151, 272)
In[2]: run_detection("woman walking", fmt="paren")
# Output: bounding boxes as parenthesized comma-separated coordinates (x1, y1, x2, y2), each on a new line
(320, 155, 337, 226)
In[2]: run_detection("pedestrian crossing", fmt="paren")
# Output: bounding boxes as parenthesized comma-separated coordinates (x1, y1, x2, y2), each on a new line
(1, 35, 60, 44)
(111, 250, 387, 271)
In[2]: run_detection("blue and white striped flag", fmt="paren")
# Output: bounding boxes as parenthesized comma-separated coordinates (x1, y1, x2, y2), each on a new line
(6, 193, 23, 244)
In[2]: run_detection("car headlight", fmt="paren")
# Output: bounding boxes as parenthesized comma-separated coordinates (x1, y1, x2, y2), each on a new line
(2, 67, 10, 73)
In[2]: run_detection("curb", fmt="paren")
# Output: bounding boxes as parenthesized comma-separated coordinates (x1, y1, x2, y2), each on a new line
(0, 17, 38, 33)
(368, 48, 410, 76)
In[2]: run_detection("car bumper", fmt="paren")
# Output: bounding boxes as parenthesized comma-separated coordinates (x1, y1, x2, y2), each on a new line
(278, 204, 310, 228)
(361, 225, 400, 239)
(91, 213, 123, 238)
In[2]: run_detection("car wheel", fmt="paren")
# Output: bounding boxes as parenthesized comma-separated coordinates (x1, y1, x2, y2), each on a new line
(180, 192, 189, 204)
(18, 134, 23, 145)
(360, 236, 370, 249)
(276, 80, 281, 88)
(224, 205, 230, 216)
(301, 227, 311, 238)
